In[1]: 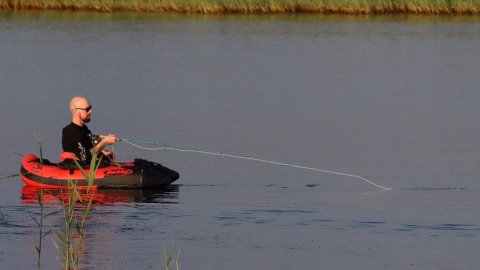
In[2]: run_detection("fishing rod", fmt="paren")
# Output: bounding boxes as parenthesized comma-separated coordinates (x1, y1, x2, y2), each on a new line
(117, 137, 392, 191)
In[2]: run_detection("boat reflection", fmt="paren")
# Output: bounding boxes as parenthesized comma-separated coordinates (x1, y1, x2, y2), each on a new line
(21, 184, 179, 206)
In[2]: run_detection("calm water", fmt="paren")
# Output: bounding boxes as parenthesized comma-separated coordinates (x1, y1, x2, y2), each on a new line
(1, 11, 480, 269)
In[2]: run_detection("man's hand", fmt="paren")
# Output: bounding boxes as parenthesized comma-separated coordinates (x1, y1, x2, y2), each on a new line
(93, 134, 119, 154)
(102, 149, 116, 162)
(101, 134, 119, 145)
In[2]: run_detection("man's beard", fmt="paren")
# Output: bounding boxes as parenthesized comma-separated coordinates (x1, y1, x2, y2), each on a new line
(82, 115, 91, 123)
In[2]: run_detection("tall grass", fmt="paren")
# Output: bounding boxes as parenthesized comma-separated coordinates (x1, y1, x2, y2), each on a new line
(53, 180, 93, 269)
(30, 137, 98, 269)
(163, 240, 181, 270)
(32, 135, 48, 270)
(0, 173, 20, 179)
(0, 0, 479, 14)
(28, 139, 180, 269)
(52, 152, 100, 270)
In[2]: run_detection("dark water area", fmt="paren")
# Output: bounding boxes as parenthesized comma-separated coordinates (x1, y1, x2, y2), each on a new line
(1, 11, 480, 269)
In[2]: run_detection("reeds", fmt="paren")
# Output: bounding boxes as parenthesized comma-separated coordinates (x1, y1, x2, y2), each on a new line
(31, 139, 98, 270)
(30, 146, 181, 269)
(52, 152, 100, 270)
(0, 0, 480, 14)
(53, 179, 94, 269)
(32, 136, 49, 270)
(163, 240, 181, 270)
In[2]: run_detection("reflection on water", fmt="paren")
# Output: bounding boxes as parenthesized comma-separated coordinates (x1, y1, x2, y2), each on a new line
(21, 185, 180, 206)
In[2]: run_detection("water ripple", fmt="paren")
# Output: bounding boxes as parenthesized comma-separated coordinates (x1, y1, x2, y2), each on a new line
(397, 223, 478, 232)
(312, 219, 480, 236)
(406, 187, 468, 191)
(214, 208, 316, 226)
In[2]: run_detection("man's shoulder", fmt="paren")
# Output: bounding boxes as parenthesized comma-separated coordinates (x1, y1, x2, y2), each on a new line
(63, 123, 90, 131)
(63, 122, 77, 133)
(63, 122, 74, 129)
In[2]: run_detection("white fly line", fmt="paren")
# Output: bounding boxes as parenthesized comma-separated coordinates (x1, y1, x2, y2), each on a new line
(120, 138, 392, 191)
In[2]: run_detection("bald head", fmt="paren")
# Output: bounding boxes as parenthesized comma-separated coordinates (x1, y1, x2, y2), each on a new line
(69, 96, 92, 125)
(69, 96, 89, 111)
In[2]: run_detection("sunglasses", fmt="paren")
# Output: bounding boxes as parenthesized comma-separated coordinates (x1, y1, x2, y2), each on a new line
(75, 105, 92, 112)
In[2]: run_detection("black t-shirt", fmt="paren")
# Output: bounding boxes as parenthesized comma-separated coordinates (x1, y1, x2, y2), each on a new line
(62, 122, 93, 162)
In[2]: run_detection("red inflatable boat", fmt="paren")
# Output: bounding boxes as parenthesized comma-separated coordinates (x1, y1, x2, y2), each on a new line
(20, 153, 179, 189)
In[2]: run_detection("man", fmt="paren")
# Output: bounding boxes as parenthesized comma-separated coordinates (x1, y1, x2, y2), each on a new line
(62, 96, 118, 164)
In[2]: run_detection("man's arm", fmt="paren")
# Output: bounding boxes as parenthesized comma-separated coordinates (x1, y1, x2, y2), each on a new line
(92, 134, 118, 154)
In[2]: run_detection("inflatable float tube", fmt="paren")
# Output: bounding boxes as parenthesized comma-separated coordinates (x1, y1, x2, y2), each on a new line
(20, 153, 179, 189)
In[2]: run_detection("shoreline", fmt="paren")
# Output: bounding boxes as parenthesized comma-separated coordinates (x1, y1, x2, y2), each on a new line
(1, 0, 480, 15)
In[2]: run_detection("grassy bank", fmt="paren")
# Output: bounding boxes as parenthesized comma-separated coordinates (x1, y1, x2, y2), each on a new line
(1, 0, 480, 15)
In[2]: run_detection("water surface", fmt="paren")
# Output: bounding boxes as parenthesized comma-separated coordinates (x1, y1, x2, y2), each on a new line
(1, 11, 480, 270)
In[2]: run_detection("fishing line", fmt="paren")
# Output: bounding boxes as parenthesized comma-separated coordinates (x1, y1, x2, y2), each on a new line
(120, 138, 392, 191)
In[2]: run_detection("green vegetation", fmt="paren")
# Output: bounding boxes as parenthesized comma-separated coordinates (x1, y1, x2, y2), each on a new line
(0, 173, 19, 179)
(52, 180, 94, 270)
(31, 139, 97, 270)
(52, 153, 99, 270)
(163, 240, 181, 270)
(0, 0, 479, 14)
(30, 146, 181, 269)
(32, 136, 49, 270)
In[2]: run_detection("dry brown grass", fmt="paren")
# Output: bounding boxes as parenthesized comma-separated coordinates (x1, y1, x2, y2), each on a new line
(0, 0, 479, 14)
